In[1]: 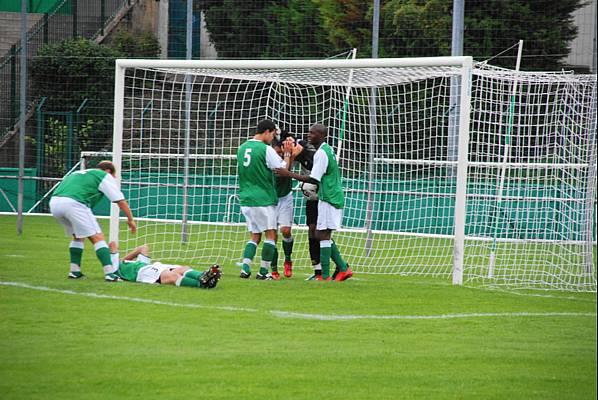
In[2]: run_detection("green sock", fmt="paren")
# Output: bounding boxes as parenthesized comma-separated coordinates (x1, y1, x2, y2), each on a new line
(282, 237, 294, 262)
(177, 276, 199, 288)
(320, 241, 332, 278)
(271, 247, 279, 272)
(184, 269, 202, 280)
(95, 244, 113, 272)
(241, 241, 258, 273)
(331, 241, 347, 272)
(260, 240, 276, 275)
(69, 244, 83, 270)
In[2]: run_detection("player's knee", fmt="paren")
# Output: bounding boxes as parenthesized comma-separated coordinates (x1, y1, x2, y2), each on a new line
(281, 227, 292, 237)
(89, 233, 105, 243)
(160, 271, 179, 285)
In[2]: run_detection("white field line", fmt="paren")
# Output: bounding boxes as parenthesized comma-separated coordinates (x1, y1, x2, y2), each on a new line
(1, 281, 595, 321)
(0, 281, 258, 313)
(270, 310, 597, 321)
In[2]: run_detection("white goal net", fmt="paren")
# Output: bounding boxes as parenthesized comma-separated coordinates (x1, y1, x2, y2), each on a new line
(109, 57, 596, 291)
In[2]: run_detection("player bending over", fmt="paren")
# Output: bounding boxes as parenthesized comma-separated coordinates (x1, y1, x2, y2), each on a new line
(50, 160, 136, 282)
(109, 242, 222, 289)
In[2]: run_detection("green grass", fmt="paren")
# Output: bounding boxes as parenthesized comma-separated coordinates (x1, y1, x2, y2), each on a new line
(0, 215, 596, 399)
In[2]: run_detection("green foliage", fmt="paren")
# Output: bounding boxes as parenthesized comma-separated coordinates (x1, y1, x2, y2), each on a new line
(382, 0, 583, 69)
(200, 0, 336, 58)
(111, 30, 161, 58)
(30, 37, 123, 112)
(199, 0, 584, 69)
(313, 0, 371, 53)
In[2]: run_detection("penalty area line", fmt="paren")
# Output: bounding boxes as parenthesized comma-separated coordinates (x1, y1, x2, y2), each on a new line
(1, 281, 595, 321)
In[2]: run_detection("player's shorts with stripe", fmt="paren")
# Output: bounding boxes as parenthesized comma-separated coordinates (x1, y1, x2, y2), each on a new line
(316, 200, 343, 231)
(306, 199, 318, 226)
(276, 193, 294, 228)
(49, 196, 102, 238)
(118, 260, 179, 284)
(241, 205, 277, 233)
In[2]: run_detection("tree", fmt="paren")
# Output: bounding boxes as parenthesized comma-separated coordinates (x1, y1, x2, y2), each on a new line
(382, 0, 584, 70)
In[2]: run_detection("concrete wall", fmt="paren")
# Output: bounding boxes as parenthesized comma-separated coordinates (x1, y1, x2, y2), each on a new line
(0, 12, 43, 57)
(566, 0, 597, 72)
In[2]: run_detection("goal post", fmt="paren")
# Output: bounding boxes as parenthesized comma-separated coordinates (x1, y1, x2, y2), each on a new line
(109, 56, 596, 291)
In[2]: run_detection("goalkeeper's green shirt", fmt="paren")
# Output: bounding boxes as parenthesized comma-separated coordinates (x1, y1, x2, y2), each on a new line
(310, 142, 344, 209)
(53, 169, 125, 209)
(237, 139, 286, 206)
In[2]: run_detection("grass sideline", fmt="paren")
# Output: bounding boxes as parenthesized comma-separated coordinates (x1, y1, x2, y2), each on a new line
(0, 215, 596, 399)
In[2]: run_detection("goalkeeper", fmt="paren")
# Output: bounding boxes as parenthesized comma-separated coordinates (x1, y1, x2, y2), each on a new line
(109, 242, 222, 289)
(49, 160, 136, 282)
(275, 124, 352, 281)
(288, 131, 323, 280)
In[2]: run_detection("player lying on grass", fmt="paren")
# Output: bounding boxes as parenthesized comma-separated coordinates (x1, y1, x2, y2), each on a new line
(108, 242, 222, 289)
(49, 160, 136, 282)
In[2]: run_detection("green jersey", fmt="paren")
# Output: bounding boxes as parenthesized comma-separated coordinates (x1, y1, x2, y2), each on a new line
(276, 176, 292, 198)
(115, 260, 149, 282)
(310, 142, 344, 209)
(237, 139, 285, 206)
(53, 169, 124, 208)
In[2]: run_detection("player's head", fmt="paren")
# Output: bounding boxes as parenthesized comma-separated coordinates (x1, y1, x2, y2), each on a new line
(308, 123, 327, 146)
(256, 119, 278, 144)
(97, 160, 116, 176)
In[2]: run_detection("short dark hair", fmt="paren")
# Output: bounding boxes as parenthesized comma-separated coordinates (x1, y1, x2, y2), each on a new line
(309, 124, 327, 138)
(256, 119, 276, 134)
(97, 160, 116, 175)
(279, 129, 294, 142)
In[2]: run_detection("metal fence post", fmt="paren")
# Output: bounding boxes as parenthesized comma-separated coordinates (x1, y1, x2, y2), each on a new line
(72, 0, 78, 38)
(43, 13, 49, 44)
(101, 0, 106, 36)
(10, 45, 17, 124)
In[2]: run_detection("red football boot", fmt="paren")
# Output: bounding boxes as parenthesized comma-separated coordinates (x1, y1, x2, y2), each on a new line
(314, 275, 332, 281)
(271, 271, 281, 280)
(283, 260, 293, 278)
(334, 267, 353, 281)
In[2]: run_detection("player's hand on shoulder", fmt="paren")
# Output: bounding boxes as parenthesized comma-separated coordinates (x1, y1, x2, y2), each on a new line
(274, 168, 290, 177)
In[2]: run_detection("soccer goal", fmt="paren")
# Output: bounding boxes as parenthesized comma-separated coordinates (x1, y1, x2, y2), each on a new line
(109, 57, 596, 291)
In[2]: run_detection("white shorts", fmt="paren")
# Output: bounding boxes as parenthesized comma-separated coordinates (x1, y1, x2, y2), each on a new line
(241, 205, 277, 233)
(276, 193, 293, 228)
(136, 262, 172, 284)
(316, 201, 343, 231)
(49, 196, 102, 239)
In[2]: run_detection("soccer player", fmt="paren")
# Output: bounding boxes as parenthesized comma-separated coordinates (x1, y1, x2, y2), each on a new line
(49, 160, 136, 281)
(292, 132, 322, 280)
(275, 123, 352, 281)
(109, 242, 222, 289)
(236, 120, 297, 280)
(271, 134, 298, 279)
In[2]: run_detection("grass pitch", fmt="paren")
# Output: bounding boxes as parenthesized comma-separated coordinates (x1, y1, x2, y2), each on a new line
(0, 215, 596, 399)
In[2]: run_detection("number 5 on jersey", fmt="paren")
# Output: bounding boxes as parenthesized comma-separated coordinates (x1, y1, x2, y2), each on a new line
(243, 148, 252, 167)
